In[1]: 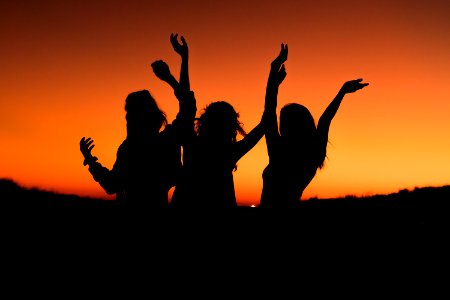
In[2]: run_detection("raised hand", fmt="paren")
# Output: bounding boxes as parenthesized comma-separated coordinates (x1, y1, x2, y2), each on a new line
(151, 60, 174, 83)
(275, 64, 287, 85)
(271, 43, 288, 67)
(269, 44, 288, 86)
(170, 33, 188, 57)
(80, 137, 98, 166)
(340, 78, 369, 94)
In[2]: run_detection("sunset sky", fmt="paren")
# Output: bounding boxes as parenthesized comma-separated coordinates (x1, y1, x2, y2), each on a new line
(1, 0, 449, 206)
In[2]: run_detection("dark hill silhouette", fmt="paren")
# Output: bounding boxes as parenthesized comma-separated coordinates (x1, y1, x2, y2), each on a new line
(0, 178, 114, 209)
(300, 186, 450, 226)
(1, 177, 449, 227)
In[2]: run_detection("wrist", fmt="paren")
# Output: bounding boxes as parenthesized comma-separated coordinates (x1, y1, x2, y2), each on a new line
(83, 156, 98, 166)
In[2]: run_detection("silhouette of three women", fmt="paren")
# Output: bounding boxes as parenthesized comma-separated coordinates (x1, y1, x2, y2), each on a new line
(80, 34, 368, 209)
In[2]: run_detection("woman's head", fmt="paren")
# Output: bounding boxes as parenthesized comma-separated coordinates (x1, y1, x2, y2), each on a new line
(280, 103, 316, 141)
(280, 103, 326, 168)
(196, 101, 246, 144)
(125, 90, 167, 137)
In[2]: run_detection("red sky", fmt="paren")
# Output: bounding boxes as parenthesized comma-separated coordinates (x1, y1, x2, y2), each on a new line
(1, 0, 449, 206)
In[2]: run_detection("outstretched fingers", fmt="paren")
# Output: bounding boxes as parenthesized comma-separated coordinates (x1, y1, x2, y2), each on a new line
(282, 43, 288, 56)
(170, 33, 180, 49)
(273, 43, 288, 66)
(80, 137, 95, 155)
(170, 33, 178, 43)
(343, 78, 369, 93)
(356, 78, 369, 89)
(170, 32, 188, 56)
(280, 43, 288, 60)
(80, 137, 91, 147)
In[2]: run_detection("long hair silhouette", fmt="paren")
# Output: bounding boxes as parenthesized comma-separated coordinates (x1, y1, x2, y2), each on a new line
(79, 89, 181, 209)
(125, 90, 167, 137)
(279, 103, 325, 168)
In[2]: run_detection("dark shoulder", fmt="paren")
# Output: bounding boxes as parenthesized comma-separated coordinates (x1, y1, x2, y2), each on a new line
(158, 124, 176, 143)
(117, 139, 128, 155)
(159, 124, 173, 136)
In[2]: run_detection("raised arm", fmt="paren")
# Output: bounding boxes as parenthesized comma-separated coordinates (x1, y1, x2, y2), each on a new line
(170, 33, 190, 91)
(317, 78, 369, 152)
(233, 44, 288, 162)
(264, 44, 288, 158)
(151, 59, 195, 110)
(151, 59, 197, 145)
(266, 43, 288, 111)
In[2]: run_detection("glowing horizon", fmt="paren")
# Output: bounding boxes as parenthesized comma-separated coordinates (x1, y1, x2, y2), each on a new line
(1, 0, 449, 206)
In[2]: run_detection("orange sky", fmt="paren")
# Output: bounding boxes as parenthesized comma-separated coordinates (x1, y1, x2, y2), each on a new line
(1, 0, 449, 206)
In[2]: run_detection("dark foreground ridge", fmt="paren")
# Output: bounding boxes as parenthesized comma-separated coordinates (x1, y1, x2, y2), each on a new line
(0, 178, 113, 209)
(1, 178, 449, 228)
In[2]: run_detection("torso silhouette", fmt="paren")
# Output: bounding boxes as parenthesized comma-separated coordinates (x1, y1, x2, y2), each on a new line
(89, 125, 180, 209)
(171, 138, 238, 209)
(260, 142, 319, 208)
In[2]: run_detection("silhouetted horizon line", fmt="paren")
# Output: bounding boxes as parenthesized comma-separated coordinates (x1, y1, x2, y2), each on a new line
(1, 177, 449, 205)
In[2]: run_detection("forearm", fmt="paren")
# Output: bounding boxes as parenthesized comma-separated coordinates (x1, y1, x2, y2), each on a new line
(163, 75, 180, 92)
(175, 90, 196, 121)
(87, 162, 120, 195)
(234, 120, 265, 161)
(180, 54, 190, 91)
(172, 88, 197, 145)
(264, 63, 283, 154)
(162, 75, 186, 105)
(265, 63, 282, 111)
(264, 109, 280, 158)
(319, 90, 346, 128)
(265, 83, 279, 111)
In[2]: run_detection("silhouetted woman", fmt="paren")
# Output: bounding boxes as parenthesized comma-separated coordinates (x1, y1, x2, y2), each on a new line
(153, 34, 284, 209)
(260, 45, 369, 208)
(79, 90, 181, 209)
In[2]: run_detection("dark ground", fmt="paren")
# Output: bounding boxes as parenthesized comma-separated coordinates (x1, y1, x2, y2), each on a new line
(2, 177, 448, 274)
(1, 178, 449, 228)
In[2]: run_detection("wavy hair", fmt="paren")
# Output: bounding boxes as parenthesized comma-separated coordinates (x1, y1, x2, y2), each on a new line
(195, 101, 246, 143)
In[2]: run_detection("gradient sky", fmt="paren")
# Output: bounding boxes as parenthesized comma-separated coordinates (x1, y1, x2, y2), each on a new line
(1, 0, 449, 206)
